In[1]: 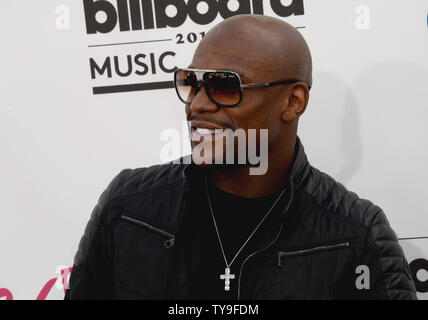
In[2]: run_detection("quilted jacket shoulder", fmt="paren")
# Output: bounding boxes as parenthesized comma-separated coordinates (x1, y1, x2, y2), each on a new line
(299, 166, 417, 299)
(73, 162, 185, 267)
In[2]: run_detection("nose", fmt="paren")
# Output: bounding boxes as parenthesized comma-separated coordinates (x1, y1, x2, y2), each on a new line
(189, 82, 219, 113)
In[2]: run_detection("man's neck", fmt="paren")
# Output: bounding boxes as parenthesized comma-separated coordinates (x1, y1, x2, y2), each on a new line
(208, 141, 296, 198)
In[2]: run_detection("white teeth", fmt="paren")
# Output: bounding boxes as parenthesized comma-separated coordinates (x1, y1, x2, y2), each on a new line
(195, 127, 214, 135)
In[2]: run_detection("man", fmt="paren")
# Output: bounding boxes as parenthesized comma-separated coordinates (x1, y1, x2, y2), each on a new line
(65, 15, 417, 299)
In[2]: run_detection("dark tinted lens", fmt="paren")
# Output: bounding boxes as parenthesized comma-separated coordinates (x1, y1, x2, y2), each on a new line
(204, 72, 241, 106)
(174, 70, 198, 103)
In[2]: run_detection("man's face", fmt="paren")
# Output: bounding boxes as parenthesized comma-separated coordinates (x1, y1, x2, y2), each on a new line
(185, 39, 284, 167)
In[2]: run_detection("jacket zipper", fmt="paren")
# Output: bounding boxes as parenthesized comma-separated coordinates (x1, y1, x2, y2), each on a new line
(120, 214, 176, 248)
(237, 180, 294, 300)
(277, 241, 350, 267)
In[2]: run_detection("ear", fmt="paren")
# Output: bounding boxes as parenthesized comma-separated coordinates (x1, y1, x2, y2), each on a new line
(281, 83, 309, 123)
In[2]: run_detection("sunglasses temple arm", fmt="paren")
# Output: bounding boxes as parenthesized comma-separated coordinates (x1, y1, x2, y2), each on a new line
(240, 83, 269, 89)
(241, 80, 311, 90)
(241, 80, 296, 89)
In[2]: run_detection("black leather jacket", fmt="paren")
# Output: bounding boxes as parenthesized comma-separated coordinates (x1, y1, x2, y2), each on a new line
(65, 136, 417, 299)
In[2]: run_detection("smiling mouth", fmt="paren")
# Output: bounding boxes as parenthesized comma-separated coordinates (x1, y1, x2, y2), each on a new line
(191, 126, 223, 141)
(189, 119, 229, 140)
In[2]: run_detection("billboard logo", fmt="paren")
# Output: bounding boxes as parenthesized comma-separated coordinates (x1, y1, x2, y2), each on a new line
(84, 0, 305, 34)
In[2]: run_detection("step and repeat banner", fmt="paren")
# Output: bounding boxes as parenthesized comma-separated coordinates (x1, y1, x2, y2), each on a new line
(0, 0, 427, 299)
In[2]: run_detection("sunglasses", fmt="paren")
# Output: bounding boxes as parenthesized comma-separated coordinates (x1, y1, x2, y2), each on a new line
(174, 68, 310, 107)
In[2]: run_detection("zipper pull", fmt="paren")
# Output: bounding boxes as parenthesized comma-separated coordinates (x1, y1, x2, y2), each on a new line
(278, 252, 284, 267)
(164, 237, 175, 249)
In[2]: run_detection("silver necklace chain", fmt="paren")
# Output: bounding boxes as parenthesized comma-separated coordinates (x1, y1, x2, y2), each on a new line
(204, 176, 286, 270)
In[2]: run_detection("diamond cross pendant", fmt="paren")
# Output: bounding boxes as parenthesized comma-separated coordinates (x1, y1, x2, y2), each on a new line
(220, 267, 235, 291)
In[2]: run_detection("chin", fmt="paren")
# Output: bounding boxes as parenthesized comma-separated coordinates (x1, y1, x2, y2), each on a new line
(191, 138, 245, 168)
(191, 151, 216, 167)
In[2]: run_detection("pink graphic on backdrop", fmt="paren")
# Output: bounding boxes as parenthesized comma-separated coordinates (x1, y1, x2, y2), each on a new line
(36, 267, 72, 300)
(0, 288, 13, 300)
(1, 266, 72, 300)
(61, 267, 72, 291)
(36, 278, 58, 300)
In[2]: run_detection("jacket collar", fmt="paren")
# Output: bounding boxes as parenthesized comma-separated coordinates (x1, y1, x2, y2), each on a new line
(288, 135, 311, 188)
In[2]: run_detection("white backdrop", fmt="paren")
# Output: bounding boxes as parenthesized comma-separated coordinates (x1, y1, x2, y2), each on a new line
(0, 0, 427, 299)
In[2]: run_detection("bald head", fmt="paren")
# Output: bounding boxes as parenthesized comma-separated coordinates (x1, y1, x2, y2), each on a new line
(192, 14, 312, 88)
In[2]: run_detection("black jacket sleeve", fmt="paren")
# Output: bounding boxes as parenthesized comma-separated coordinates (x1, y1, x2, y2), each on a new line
(64, 169, 131, 299)
(358, 206, 418, 299)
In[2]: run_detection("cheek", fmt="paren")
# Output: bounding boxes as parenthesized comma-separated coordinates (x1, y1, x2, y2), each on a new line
(236, 99, 273, 130)
(240, 94, 283, 148)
